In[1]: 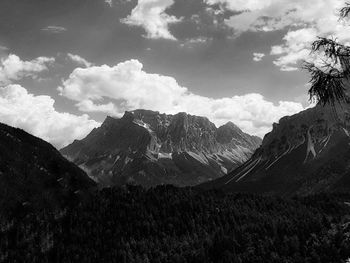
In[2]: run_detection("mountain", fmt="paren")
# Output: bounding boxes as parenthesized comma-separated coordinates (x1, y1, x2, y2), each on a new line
(202, 102, 350, 195)
(0, 122, 95, 210)
(60, 110, 261, 187)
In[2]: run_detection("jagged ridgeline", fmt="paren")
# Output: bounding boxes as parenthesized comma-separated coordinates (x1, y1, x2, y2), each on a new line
(60, 110, 261, 187)
(0, 123, 95, 210)
(202, 101, 350, 195)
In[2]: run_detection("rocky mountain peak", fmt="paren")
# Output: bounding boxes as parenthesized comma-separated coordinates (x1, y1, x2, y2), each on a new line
(101, 115, 119, 128)
(121, 111, 137, 122)
(221, 121, 241, 130)
(61, 109, 262, 188)
(216, 121, 261, 149)
(216, 122, 243, 142)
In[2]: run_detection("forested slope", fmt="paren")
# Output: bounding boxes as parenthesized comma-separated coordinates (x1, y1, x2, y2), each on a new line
(2, 186, 350, 263)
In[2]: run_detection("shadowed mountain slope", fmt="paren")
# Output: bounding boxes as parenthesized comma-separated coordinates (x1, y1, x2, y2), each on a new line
(200, 102, 350, 196)
(0, 122, 95, 210)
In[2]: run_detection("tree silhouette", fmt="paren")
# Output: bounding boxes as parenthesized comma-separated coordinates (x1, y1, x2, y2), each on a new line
(304, 2, 350, 107)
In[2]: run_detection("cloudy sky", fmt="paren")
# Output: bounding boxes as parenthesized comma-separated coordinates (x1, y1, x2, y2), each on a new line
(0, 0, 349, 148)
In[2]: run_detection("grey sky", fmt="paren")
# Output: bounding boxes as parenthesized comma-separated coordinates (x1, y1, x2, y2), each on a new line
(0, 0, 347, 148)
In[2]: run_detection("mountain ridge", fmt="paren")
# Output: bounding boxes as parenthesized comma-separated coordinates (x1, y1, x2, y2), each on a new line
(200, 102, 350, 195)
(61, 109, 262, 187)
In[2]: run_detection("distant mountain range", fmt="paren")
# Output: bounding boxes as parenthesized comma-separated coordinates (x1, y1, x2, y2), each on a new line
(0, 122, 95, 210)
(4, 102, 350, 201)
(202, 102, 350, 196)
(61, 110, 261, 187)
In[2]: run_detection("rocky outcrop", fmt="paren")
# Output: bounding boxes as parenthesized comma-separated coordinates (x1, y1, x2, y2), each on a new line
(203, 102, 350, 195)
(0, 123, 95, 210)
(61, 110, 261, 187)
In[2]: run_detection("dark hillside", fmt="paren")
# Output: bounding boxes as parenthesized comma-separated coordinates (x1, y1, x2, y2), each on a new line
(2, 186, 350, 262)
(0, 122, 95, 211)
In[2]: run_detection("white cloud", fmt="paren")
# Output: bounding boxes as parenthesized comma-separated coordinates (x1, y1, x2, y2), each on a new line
(270, 28, 319, 71)
(206, 0, 342, 32)
(0, 84, 99, 149)
(59, 59, 305, 137)
(41, 26, 67, 34)
(206, 0, 272, 13)
(67, 53, 93, 68)
(253, 52, 265, 62)
(121, 0, 181, 40)
(180, 37, 211, 48)
(0, 54, 55, 85)
(76, 100, 118, 115)
(105, 0, 113, 7)
(206, 0, 350, 71)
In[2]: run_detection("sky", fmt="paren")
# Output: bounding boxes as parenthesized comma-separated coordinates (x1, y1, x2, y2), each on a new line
(0, 0, 349, 149)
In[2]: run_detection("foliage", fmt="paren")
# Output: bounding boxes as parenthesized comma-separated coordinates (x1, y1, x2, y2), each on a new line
(304, 3, 350, 106)
(1, 186, 350, 263)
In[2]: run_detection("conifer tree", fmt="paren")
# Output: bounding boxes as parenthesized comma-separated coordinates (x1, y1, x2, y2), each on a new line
(304, 2, 350, 106)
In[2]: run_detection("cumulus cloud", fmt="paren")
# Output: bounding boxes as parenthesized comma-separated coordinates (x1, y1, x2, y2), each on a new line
(270, 28, 320, 71)
(0, 84, 100, 149)
(0, 54, 55, 85)
(206, 0, 342, 32)
(76, 100, 118, 115)
(105, 0, 113, 7)
(41, 26, 67, 34)
(59, 59, 305, 137)
(121, 0, 181, 40)
(180, 37, 212, 48)
(205, 0, 349, 71)
(67, 53, 93, 68)
(253, 52, 265, 62)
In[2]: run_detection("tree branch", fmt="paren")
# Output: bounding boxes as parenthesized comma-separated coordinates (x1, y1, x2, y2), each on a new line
(303, 61, 347, 106)
(340, 2, 350, 18)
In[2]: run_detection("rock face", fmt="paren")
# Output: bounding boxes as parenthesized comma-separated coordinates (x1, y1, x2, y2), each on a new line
(0, 123, 95, 210)
(60, 110, 261, 187)
(204, 102, 350, 195)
